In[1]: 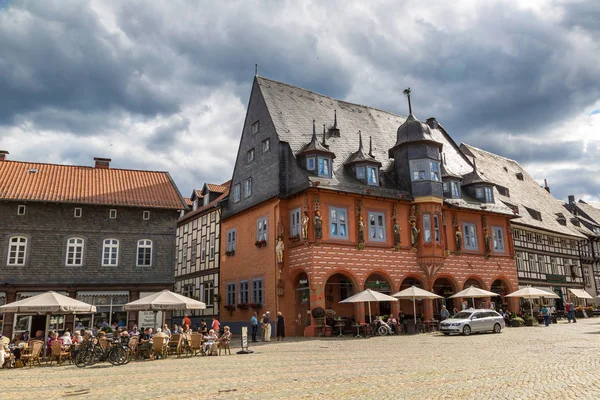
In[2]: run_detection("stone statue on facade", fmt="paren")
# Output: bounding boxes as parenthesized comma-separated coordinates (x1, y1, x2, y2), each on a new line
(455, 226, 462, 251)
(276, 236, 285, 264)
(483, 227, 491, 254)
(410, 221, 419, 247)
(393, 219, 401, 246)
(357, 214, 365, 243)
(314, 210, 323, 239)
(301, 211, 310, 240)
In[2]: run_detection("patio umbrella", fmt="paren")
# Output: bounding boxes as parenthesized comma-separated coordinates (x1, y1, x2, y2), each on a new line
(123, 289, 206, 329)
(391, 286, 442, 324)
(339, 289, 398, 323)
(449, 285, 499, 308)
(0, 291, 97, 353)
(505, 286, 560, 316)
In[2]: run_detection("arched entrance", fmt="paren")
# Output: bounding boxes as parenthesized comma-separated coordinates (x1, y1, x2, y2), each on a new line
(432, 277, 457, 315)
(463, 278, 482, 289)
(490, 279, 511, 312)
(463, 277, 485, 308)
(324, 272, 357, 322)
(294, 272, 311, 335)
(398, 276, 424, 320)
(364, 273, 393, 317)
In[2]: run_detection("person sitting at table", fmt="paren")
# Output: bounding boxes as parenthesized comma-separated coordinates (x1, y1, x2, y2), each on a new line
(388, 315, 398, 333)
(203, 329, 217, 355)
(72, 331, 82, 344)
(10, 334, 24, 362)
(33, 330, 45, 341)
(217, 326, 232, 350)
(172, 324, 180, 334)
(129, 325, 140, 337)
(22, 331, 30, 342)
(138, 328, 153, 359)
(0, 339, 8, 368)
(62, 332, 73, 346)
(162, 324, 171, 338)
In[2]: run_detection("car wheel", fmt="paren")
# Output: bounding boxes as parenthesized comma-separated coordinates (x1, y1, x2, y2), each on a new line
(462, 325, 471, 336)
(493, 323, 501, 333)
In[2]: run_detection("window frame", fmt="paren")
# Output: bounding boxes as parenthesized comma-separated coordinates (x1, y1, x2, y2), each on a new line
(491, 226, 505, 253)
(247, 148, 255, 164)
(368, 211, 386, 242)
(143, 210, 150, 220)
(17, 205, 26, 216)
(484, 186, 494, 203)
(200, 237, 206, 262)
(290, 208, 301, 237)
(262, 138, 270, 153)
(243, 178, 252, 198)
(136, 239, 153, 267)
(226, 282, 236, 306)
(410, 159, 440, 182)
(7, 236, 27, 266)
(203, 281, 214, 306)
(66, 237, 85, 267)
(252, 278, 264, 305)
(109, 209, 117, 219)
(251, 121, 259, 134)
(317, 156, 331, 178)
(306, 156, 316, 171)
(102, 238, 119, 267)
(226, 229, 237, 252)
(257, 217, 268, 242)
(74, 207, 82, 218)
(423, 214, 432, 243)
(433, 214, 440, 243)
(329, 207, 348, 239)
(233, 184, 241, 203)
(209, 233, 215, 261)
(239, 280, 249, 304)
(451, 181, 461, 198)
(463, 223, 478, 251)
(367, 166, 379, 186)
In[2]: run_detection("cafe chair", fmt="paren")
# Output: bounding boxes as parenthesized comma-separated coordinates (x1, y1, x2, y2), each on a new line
(50, 341, 71, 366)
(152, 337, 168, 360)
(21, 340, 43, 368)
(189, 334, 203, 356)
(167, 334, 183, 358)
(218, 335, 232, 356)
(127, 336, 139, 361)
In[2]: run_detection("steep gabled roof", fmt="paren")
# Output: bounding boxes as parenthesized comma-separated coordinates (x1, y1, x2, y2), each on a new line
(0, 160, 186, 209)
(461, 144, 585, 238)
(178, 181, 231, 224)
(574, 200, 600, 227)
(206, 181, 231, 194)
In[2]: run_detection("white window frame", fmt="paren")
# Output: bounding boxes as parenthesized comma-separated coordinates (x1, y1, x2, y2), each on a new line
(7, 236, 27, 266)
(247, 148, 255, 163)
(143, 210, 150, 220)
(136, 239, 153, 267)
(410, 159, 440, 182)
(74, 207, 82, 218)
(200, 237, 206, 262)
(251, 121, 259, 134)
(233, 184, 241, 203)
(244, 178, 252, 198)
(484, 186, 494, 203)
(423, 214, 432, 243)
(368, 211, 385, 242)
(209, 233, 215, 261)
(66, 237, 84, 266)
(102, 238, 119, 266)
(257, 217, 268, 242)
(262, 138, 270, 153)
(226, 229, 237, 252)
(463, 223, 478, 251)
(17, 205, 26, 215)
(204, 281, 214, 306)
(317, 156, 331, 178)
(451, 181, 461, 198)
(329, 207, 348, 239)
(367, 166, 379, 186)
(429, 160, 440, 181)
(306, 156, 316, 171)
(109, 209, 117, 219)
(492, 226, 505, 253)
(290, 208, 301, 237)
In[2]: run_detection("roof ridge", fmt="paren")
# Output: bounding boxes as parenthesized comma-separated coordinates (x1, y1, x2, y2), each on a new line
(257, 76, 407, 120)
(0, 159, 170, 174)
(461, 143, 520, 165)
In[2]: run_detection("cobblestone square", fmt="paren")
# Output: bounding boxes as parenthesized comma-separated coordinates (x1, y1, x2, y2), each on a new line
(2, 319, 600, 400)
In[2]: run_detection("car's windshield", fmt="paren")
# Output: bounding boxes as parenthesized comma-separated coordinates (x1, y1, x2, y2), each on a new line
(452, 312, 473, 319)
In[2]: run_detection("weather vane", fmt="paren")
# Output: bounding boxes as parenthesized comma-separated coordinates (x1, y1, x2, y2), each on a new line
(403, 88, 412, 115)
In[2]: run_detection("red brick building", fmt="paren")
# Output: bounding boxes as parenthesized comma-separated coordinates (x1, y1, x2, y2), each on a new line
(220, 77, 519, 336)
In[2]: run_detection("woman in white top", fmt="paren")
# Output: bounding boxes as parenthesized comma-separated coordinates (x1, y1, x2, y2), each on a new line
(203, 329, 217, 354)
(62, 332, 73, 346)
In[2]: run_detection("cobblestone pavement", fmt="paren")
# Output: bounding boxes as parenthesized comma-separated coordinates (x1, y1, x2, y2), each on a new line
(2, 319, 600, 399)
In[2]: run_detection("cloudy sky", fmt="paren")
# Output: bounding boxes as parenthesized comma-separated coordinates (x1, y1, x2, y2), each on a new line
(1, 0, 599, 201)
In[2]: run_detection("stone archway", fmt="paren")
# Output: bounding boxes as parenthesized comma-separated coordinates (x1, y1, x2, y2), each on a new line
(462, 276, 486, 308)
(432, 277, 458, 315)
(323, 272, 358, 322)
(491, 278, 511, 312)
(364, 273, 394, 317)
(294, 271, 311, 334)
(463, 277, 484, 289)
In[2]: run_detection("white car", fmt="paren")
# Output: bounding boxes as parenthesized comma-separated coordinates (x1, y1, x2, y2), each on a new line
(439, 309, 505, 336)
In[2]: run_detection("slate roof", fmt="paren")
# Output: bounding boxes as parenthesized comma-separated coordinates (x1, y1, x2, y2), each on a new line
(0, 159, 186, 209)
(178, 181, 230, 225)
(389, 114, 441, 157)
(344, 133, 381, 167)
(574, 201, 600, 227)
(461, 144, 585, 238)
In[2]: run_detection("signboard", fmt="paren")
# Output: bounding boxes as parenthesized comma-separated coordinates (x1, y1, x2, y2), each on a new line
(138, 311, 162, 331)
(547, 274, 567, 284)
(241, 326, 248, 350)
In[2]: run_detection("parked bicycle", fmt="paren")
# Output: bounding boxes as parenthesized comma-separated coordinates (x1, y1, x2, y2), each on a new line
(75, 335, 128, 367)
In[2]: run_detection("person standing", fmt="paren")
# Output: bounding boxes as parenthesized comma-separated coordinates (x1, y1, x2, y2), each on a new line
(276, 312, 285, 341)
(260, 314, 267, 341)
(569, 300, 577, 323)
(263, 312, 271, 342)
(440, 306, 450, 321)
(251, 312, 258, 343)
(211, 316, 221, 334)
(541, 304, 550, 327)
(182, 314, 191, 330)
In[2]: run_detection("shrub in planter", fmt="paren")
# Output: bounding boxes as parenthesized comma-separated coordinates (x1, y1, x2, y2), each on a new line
(311, 307, 326, 319)
(224, 304, 236, 311)
(237, 303, 249, 310)
(510, 316, 524, 327)
(524, 316, 536, 326)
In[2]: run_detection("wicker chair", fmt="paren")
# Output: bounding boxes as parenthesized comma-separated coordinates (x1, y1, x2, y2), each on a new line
(189, 334, 203, 356)
(21, 340, 43, 368)
(127, 336, 139, 360)
(152, 336, 168, 360)
(167, 334, 182, 358)
(50, 341, 71, 366)
(218, 332, 232, 355)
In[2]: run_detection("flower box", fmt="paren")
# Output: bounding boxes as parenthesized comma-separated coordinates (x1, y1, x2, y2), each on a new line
(289, 234, 301, 243)
(237, 303, 249, 310)
(254, 240, 267, 248)
(225, 250, 236, 256)
(249, 303, 263, 309)
(224, 305, 236, 311)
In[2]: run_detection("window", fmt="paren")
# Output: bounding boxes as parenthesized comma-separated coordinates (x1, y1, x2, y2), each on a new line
(423, 214, 432, 243)
(209, 233, 215, 260)
(137, 239, 152, 266)
(551, 257, 557, 275)
(247, 148, 255, 163)
(17, 205, 26, 215)
(239, 281, 249, 304)
(318, 157, 331, 178)
(537, 254, 546, 274)
(251, 121, 259, 134)
(429, 160, 440, 181)
(306, 156, 316, 171)
(443, 181, 449, 193)
(515, 172, 524, 181)
(109, 209, 117, 219)
(257, 217, 268, 242)
(226, 229, 236, 252)
(496, 185, 510, 197)
(226, 283, 236, 306)
(492, 226, 505, 252)
(368, 212, 385, 241)
(66, 237, 84, 266)
(433, 215, 440, 243)
(233, 184, 241, 203)
(252, 278, 264, 305)
(451, 181, 461, 198)
(7, 236, 27, 266)
(203, 195, 209, 206)
(356, 166, 365, 180)
(329, 207, 348, 239)
(411, 160, 427, 181)
(102, 239, 119, 266)
(74, 207, 82, 218)
(463, 223, 478, 250)
(143, 210, 150, 220)
(525, 206, 542, 221)
(244, 178, 252, 198)
(204, 281, 214, 306)
(211, 211, 216, 222)
(193, 199, 198, 210)
(262, 138, 270, 152)
(190, 240, 197, 264)
(290, 208, 301, 237)
(200, 237, 206, 262)
(484, 187, 494, 203)
(410, 159, 440, 182)
(202, 215, 207, 225)
(367, 166, 378, 185)
(182, 247, 188, 266)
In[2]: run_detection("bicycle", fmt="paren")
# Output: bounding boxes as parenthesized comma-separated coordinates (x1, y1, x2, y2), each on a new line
(75, 336, 128, 367)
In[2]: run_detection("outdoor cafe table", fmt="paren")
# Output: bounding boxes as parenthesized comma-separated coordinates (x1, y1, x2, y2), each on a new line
(334, 321, 345, 337)
(353, 323, 368, 338)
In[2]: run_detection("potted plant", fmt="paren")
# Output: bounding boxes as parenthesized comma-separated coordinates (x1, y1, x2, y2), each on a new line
(224, 304, 236, 311)
(510, 316, 524, 327)
(575, 305, 585, 319)
(225, 249, 236, 256)
(585, 306, 594, 317)
(237, 303, 249, 310)
(524, 316, 536, 326)
(249, 303, 263, 309)
(254, 240, 267, 248)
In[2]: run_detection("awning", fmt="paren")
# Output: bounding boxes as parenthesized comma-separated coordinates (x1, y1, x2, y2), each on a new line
(76, 291, 129, 296)
(568, 288, 593, 299)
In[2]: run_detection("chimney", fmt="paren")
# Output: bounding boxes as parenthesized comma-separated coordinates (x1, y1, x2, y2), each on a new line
(544, 179, 550, 193)
(94, 157, 111, 169)
(426, 117, 438, 129)
(568, 195, 575, 204)
(0, 150, 8, 161)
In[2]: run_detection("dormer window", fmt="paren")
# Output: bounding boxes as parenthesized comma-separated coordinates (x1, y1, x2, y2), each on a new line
(318, 156, 331, 178)
(356, 166, 365, 179)
(306, 156, 316, 171)
(367, 166, 378, 185)
(475, 186, 494, 203)
(203, 195, 209, 206)
(443, 180, 461, 199)
(410, 159, 440, 182)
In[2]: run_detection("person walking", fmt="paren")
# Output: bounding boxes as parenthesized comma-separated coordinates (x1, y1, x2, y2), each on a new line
(211, 315, 221, 334)
(276, 312, 285, 341)
(565, 302, 571, 323)
(251, 312, 258, 342)
(541, 304, 550, 327)
(569, 300, 577, 323)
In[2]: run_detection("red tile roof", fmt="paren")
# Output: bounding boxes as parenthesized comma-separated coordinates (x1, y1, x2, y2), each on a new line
(194, 190, 204, 198)
(206, 181, 231, 194)
(178, 182, 230, 224)
(184, 197, 193, 206)
(0, 160, 186, 209)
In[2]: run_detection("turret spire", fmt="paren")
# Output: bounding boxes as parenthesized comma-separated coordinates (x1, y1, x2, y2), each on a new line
(369, 136, 374, 158)
(358, 131, 363, 152)
(403, 88, 412, 115)
(312, 119, 317, 142)
(322, 124, 328, 148)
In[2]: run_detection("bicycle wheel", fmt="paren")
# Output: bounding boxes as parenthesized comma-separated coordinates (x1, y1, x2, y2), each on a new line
(75, 349, 88, 368)
(108, 347, 128, 366)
